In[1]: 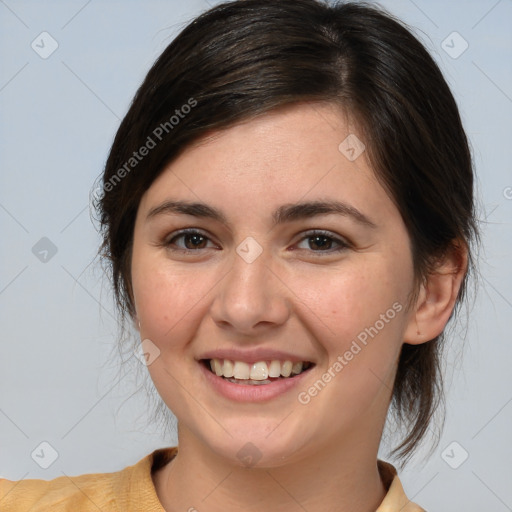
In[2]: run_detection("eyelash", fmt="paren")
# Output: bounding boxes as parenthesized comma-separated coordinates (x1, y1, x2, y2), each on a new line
(162, 228, 350, 255)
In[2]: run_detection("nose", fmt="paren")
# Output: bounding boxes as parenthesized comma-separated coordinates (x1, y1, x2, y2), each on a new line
(209, 244, 291, 336)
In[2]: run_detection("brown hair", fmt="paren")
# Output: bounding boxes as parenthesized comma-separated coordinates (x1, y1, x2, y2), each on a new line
(95, 0, 478, 463)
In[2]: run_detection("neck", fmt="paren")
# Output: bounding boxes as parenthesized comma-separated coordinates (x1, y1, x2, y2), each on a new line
(154, 427, 387, 512)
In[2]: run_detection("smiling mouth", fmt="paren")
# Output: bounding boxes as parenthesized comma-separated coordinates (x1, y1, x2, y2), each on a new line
(201, 358, 314, 385)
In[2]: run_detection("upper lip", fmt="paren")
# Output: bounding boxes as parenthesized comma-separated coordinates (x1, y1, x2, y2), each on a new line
(198, 348, 314, 365)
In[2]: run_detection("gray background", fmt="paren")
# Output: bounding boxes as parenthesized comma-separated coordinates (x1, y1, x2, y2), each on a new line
(0, 0, 511, 510)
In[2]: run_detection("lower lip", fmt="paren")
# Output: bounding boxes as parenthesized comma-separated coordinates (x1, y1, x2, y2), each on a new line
(199, 361, 313, 402)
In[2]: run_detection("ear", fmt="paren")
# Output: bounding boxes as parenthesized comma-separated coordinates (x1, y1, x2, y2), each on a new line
(404, 240, 468, 345)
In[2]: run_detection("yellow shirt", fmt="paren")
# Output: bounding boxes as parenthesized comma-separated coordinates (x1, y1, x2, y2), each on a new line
(0, 447, 424, 511)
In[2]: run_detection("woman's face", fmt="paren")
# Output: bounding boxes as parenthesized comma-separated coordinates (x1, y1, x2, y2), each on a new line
(131, 102, 418, 466)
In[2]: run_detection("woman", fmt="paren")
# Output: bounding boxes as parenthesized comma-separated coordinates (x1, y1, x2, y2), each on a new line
(0, 0, 478, 510)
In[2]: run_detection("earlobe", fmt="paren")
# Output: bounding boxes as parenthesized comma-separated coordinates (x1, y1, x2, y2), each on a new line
(404, 241, 468, 345)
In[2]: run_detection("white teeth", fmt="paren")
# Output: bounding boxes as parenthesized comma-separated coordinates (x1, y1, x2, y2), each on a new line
(223, 359, 234, 378)
(250, 362, 268, 381)
(211, 359, 223, 376)
(268, 360, 282, 378)
(291, 362, 303, 375)
(207, 358, 309, 381)
(233, 361, 250, 379)
(281, 361, 293, 377)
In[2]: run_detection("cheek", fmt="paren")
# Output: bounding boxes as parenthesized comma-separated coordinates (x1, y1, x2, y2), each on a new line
(303, 260, 410, 403)
(131, 260, 213, 406)
(304, 260, 408, 348)
(296, 270, 407, 419)
(131, 255, 213, 348)
(133, 251, 411, 353)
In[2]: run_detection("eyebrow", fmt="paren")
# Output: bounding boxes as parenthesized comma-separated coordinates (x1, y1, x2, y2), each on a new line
(146, 199, 377, 229)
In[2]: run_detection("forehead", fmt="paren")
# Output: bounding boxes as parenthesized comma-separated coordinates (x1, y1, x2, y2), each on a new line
(139, 102, 397, 225)
(185, 102, 362, 170)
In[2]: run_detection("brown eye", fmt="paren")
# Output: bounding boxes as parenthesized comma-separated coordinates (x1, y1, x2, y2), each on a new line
(295, 230, 350, 254)
(165, 229, 215, 251)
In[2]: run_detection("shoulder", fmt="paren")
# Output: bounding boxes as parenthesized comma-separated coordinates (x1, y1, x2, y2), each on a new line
(0, 447, 177, 512)
(0, 471, 118, 512)
(376, 460, 426, 512)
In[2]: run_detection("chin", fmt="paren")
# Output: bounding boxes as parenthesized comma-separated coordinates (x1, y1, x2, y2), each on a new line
(196, 419, 312, 469)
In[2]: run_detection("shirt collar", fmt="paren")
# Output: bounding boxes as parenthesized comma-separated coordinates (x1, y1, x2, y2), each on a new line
(122, 447, 424, 512)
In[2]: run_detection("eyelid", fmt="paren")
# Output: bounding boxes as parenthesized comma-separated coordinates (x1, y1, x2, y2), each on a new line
(162, 227, 351, 254)
(294, 229, 351, 252)
(163, 228, 218, 250)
